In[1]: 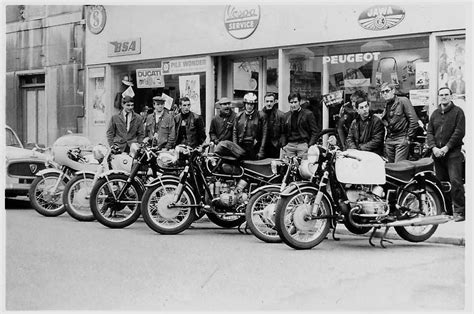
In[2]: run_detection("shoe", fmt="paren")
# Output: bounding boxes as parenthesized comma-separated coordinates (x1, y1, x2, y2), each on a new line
(453, 213, 465, 222)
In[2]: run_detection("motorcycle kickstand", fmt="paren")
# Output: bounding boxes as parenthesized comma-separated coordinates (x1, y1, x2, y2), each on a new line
(369, 227, 379, 247)
(238, 221, 250, 234)
(331, 220, 340, 241)
(380, 227, 393, 248)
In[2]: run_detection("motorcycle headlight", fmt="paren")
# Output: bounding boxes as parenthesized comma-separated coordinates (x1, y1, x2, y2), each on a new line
(92, 144, 108, 161)
(129, 143, 140, 158)
(157, 151, 178, 168)
(307, 144, 320, 164)
(298, 160, 319, 180)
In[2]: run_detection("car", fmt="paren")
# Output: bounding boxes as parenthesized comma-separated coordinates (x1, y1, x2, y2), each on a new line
(5, 126, 48, 197)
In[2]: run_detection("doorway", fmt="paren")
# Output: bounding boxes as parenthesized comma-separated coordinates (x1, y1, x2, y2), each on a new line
(20, 75, 47, 145)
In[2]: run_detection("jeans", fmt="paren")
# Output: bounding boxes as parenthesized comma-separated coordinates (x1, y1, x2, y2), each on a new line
(283, 142, 308, 158)
(384, 135, 409, 163)
(433, 150, 465, 215)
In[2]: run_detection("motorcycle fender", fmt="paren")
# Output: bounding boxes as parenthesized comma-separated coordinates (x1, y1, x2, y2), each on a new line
(250, 184, 281, 196)
(403, 171, 449, 213)
(280, 181, 317, 197)
(36, 168, 66, 177)
(73, 170, 97, 176)
(145, 175, 198, 205)
(96, 170, 129, 180)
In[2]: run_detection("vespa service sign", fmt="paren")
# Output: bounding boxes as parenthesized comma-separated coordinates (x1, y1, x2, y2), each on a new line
(358, 5, 405, 31)
(224, 5, 260, 39)
(86, 5, 106, 34)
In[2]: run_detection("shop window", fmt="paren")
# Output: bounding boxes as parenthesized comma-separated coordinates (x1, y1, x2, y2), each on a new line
(233, 60, 259, 101)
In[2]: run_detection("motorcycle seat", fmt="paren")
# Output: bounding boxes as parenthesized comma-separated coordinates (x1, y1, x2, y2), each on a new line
(385, 157, 434, 181)
(242, 158, 274, 177)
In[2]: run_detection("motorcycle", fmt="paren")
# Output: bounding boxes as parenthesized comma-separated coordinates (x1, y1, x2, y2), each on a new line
(29, 134, 99, 217)
(89, 143, 183, 229)
(62, 144, 133, 222)
(244, 155, 302, 243)
(140, 142, 290, 235)
(275, 141, 452, 250)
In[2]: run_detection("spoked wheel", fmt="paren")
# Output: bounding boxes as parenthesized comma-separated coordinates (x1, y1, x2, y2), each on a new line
(90, 174, 143, 228)
(63, 173, 96, 222)
(29, 173, 68, 217)
(245, 188, 282, 243)
(395, 184, 443, 242)
(206, 213, 246, 228)
(141, 180, 196, 235)
(275, 189, 331, 250)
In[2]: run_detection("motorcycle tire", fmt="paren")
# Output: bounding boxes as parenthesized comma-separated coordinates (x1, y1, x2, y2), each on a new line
(206, 213, 246, 229)
(394, 183, 443, 242)
(89, 173, 143, 229)
(29, 172, 68, 217)
(275, 188, 331, 250)
(63, 173, 96, 222)
(141, 179, 196, 235)
(245, 188, 282, 243)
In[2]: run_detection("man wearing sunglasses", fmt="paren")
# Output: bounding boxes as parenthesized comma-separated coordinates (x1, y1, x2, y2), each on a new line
(427, 87, 465, 222)
(380, 82, 419, 162)
(106, 96, 145, 153)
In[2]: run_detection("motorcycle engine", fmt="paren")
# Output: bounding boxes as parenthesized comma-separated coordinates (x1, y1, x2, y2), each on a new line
(346, 185, 388, 216)
(210, 179, 249, 209)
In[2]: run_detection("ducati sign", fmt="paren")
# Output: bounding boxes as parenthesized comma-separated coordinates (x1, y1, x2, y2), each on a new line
(224, 5, 260, 39)
(358, 5, 405, 31)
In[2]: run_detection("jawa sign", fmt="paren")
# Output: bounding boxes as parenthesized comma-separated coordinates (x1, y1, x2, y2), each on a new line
(224, 5, 260, 39)
(108, 38, 141, 57)
(358, 5, 405, 31)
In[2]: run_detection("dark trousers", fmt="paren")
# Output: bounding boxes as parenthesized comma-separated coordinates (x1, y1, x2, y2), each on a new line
(264, 143, 281, 159)
(385, 135, 409, 163)
(433, 150, 465, 215)
(239, 141, 259, 160)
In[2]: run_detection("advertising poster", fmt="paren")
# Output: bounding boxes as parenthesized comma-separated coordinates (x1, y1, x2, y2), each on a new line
(179, 75, 201, 114)
(92, 78, 106, 126)
(161, 93, 174, 110)
(438, 36, 465, 98)
(136, 68, 164, 88)
(415, 62, 430, 86)
(322, 90, 344, 107)
(409, 89, 430, 107)
(121, 86, 135, 98)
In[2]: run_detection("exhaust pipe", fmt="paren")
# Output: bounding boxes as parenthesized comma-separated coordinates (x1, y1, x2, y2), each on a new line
(385, 214, 451, 227)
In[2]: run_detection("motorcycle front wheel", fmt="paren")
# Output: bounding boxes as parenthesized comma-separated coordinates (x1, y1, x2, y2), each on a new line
(63, 173, 96, 222)
(395, 183, 443, 242)
(141, 180, 196, 235)
(275, 189, 331, 250)
(245, 188, 281, 243)
(29, 173, 68, 217)
(90, 174, 143, 228)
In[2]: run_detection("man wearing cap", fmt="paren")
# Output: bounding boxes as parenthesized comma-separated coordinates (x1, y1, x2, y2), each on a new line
(144, 95, 176, 150)
(209, 97, 236, 145)
(106, 96, 145, 153)
(262, 92, 285, 158)
(233, 92, 267, 160)
(174, 96, 206, 148)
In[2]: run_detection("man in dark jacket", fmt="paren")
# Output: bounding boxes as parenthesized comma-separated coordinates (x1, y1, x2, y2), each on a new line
(174, 97, 206, 148)
(106, 96, 145, 153)
(282, 93, 319, 158)
(233, 92, 267, 160)
(338, 89, 366, 150)
(427, 87, 465, 222)
(209, 97, 236, 145)
(262, 92, 285, 158)
(144, 95, 176, 150)
(380, 82, 419, 162)
(346, 101, 385, 155)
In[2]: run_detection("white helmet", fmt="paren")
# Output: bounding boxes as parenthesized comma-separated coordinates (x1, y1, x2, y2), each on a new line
(243, 92, 258, 104)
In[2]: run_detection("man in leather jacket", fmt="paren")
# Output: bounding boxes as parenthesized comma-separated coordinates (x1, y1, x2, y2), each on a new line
(174, 97, 206, 148)
(346, 101, 385, 155)
(233, 92, 267, 160)
(262, 92, 286, 158)
(144, 95, 176, 150)
(282, 93, 319, 158)
(337, 89, 366, 150)
(380, 82, 419, 162)
(427, 87, 465, 222)
(209, 97, 236, 145)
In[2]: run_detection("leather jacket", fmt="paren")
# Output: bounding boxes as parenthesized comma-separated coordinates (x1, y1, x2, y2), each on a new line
(346, 113, 385, 155)
(381, 96, 419, 139)
(209, 111, 236, 144)
(282, 108, 319, 146)
(233, 110, 268, 155)
(263, 107, 286, 148)
(174, 112, 206, 148)
(145, 111, 176, 149)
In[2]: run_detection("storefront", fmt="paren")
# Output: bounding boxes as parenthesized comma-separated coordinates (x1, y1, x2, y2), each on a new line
(84, 4, 468, 145)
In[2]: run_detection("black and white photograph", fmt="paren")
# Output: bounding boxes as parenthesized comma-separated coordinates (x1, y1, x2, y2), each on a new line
(1, 1, 472, 312)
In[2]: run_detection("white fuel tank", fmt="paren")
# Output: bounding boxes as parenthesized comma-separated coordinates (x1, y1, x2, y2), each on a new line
(335, 149, 386, 184)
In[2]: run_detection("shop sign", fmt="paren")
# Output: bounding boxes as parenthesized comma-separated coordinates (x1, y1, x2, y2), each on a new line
(162, 57, 207, 75)
(323, 52, 381, 64)
(136, 68, 164, 88)
(108, 38, 141, 57)
(224, 5, 260, 39)
(86, 5, 107, 35)
(358, 5, 405, 31)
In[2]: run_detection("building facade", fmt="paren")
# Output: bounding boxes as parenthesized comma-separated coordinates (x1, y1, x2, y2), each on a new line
(85, 4, 467, 144)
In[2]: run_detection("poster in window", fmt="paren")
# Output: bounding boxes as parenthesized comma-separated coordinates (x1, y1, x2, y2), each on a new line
(415, 62, 430, 86)
(438, 37, 465, 99)
(93, 78, 106, 126)
(409, 89, 430, 107)
(179, 75, 201, 115)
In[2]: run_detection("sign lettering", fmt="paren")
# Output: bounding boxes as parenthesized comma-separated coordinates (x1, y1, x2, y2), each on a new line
(108, 38, 141, 57)
(322, 52, 381, 65)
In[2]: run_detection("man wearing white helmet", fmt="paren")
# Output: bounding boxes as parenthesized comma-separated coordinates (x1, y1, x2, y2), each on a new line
(233, 92, 268, 160)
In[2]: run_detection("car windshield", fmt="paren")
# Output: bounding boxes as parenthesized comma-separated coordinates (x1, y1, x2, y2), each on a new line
(6, 128, 23, 148)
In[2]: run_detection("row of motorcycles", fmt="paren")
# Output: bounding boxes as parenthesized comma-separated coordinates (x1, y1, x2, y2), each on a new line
(29, 131, 455, 249)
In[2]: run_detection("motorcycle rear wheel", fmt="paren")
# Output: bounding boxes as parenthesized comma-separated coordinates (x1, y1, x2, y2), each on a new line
(90, 174, 143, 228)
(395, 184, 443, 242)
(29, 173, 68, 217)
(63, 173, 96, 222)
(245, 188, 281, 243)
(206, 213, 245, 228)
(275, 189, 331, 250)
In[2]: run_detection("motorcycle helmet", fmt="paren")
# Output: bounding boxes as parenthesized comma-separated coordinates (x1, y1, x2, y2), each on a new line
(243, 92, 258, 105)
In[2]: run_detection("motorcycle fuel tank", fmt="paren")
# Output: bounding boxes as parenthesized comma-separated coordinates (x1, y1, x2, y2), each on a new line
(335, 149, 386, 184)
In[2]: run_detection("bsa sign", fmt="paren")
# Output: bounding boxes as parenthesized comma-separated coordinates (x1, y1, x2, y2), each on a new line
(358, 5, 405, 31)
(107, 38, 141, 57)
(224, 5, 260, 39)
(86, 5, 106, 34)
